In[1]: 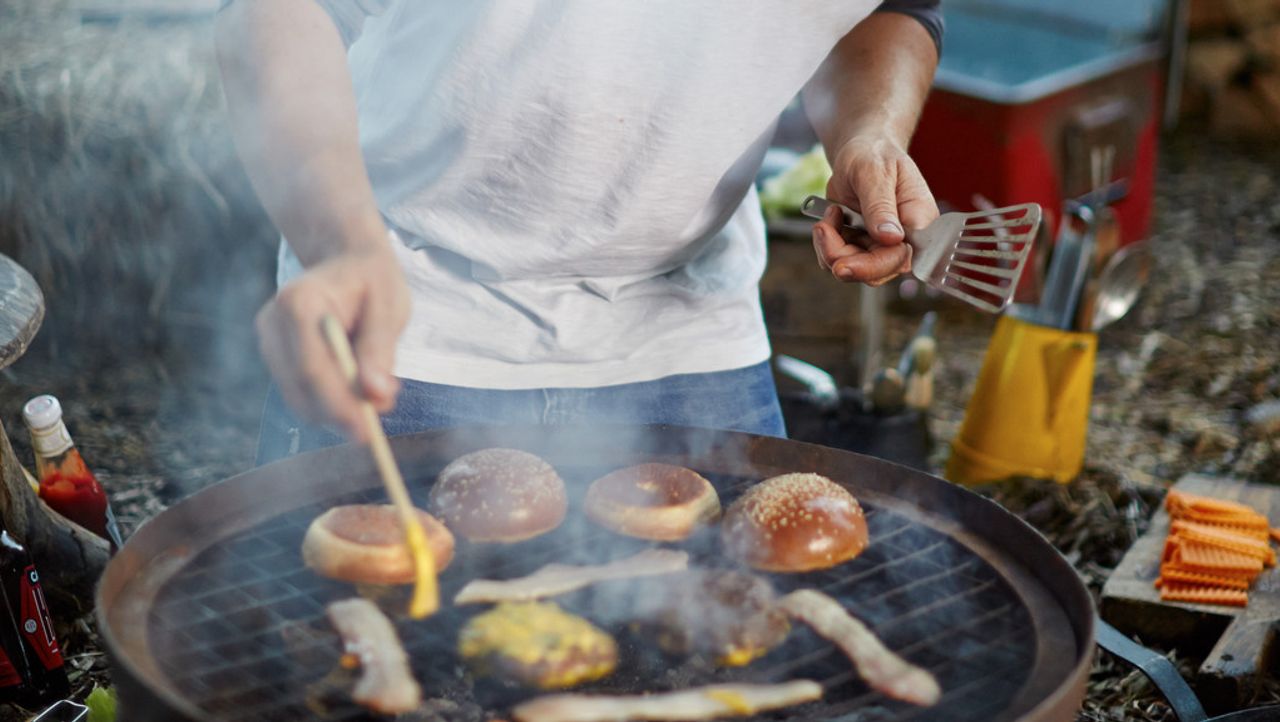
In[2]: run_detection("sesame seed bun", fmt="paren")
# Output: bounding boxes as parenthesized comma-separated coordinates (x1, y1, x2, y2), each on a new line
(429, 448, 567, 543)
(302, 504, 454, 585)
(720, 473, 868, 572)
(584, 463, 720, 541)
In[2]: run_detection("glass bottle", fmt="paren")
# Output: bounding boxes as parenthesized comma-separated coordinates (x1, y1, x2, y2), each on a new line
(22, 396, 123, 549)
(0, 531, 68, 707)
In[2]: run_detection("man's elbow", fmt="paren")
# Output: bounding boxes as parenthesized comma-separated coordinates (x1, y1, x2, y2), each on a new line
(874, 0, 944, 59)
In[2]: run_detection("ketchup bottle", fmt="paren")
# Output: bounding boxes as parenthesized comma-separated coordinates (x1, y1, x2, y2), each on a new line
(0, 530, 68, 708)
(22, 396, 123, 549)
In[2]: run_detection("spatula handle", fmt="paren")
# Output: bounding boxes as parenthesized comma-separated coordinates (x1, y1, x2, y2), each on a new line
(1095, 618, 1208, 722)
(800, 196, 875, 251)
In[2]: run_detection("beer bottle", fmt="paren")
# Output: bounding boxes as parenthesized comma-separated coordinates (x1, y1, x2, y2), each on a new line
(0, 531, 69, 707)
(22, 396, 123, 549)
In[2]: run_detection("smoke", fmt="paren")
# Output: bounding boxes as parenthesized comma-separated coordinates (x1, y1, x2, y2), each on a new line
(0, 1, 278, 353)
(0, 2, 279, 517)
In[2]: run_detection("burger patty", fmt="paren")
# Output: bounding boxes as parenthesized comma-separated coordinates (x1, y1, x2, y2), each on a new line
(458, 601, 618, 689)
(628, 569, 790, 666)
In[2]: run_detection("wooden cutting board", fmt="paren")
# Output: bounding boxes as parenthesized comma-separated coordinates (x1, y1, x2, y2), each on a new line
(1101, 474, 1280, 708)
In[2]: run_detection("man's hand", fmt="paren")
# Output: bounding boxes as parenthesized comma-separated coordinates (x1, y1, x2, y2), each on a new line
(256, 246, 410, 441)
(801, 9, 940, 287)
(218, 1, 409, 441)
(812, 135, 939, 286)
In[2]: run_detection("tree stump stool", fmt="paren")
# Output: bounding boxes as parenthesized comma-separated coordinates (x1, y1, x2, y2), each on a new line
(0, 252, 43, 369)
(0, 253, 109, 620)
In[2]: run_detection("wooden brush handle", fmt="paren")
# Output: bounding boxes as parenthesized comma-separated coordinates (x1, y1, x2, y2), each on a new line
(320, 315, 439, 618)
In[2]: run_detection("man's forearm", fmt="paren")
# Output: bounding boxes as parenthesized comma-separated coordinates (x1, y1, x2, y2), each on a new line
(803, 11, 940, 278)
(216, 0, 387, 266)
(802, 12, 938, 156)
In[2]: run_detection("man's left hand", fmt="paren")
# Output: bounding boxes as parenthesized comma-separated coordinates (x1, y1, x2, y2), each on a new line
(811, 134, 940, 286)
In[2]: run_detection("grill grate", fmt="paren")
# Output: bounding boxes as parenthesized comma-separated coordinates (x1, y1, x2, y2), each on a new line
(148, 468, 1038, 722)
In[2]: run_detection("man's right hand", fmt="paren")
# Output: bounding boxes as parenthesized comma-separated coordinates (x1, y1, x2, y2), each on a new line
(255, 245, 410, 442)
(217, 0, 409, 441)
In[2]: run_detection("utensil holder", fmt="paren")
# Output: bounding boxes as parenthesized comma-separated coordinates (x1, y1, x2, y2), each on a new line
(946, 313, 1097, 485)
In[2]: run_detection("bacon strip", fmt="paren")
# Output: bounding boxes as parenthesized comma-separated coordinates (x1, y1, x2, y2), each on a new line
(511, 680, 822, 722)
(454, 549, 689, 605)
(326, 598, 422, 714)
(1158, 490, 1280, 608)
(1166, 490, 1264, 520)
(1157, 583, 1249, 607)
(1156, 569, 1251, 590)
(1170, 518, 1271, 541)
(778, 589, 941, 707)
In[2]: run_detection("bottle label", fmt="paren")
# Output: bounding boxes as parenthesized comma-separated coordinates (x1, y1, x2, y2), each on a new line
(19, 566, 61, 671)
(29, 423, 73, 459)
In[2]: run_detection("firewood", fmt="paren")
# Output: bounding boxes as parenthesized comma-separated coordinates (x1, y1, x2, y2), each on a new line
(1188, 40, 1249, 97)
(1246, 24, 1280, 68)
(0, 418, 108, 621)
(1210, 85, 1280, 138)
(1223, 0, 1280, 28)
(1252, 72, 1280, 120)
(1188, 0, 1234, 35)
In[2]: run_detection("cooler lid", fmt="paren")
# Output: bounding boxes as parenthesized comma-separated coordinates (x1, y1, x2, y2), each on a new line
(945, 0, 1168, 41)
(934, 7, 1163, 104)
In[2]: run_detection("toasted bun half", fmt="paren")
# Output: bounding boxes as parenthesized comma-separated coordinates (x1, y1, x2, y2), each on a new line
(721, 473, 868, 572)
(584, 463, 720, 541)
(302, 504, 454, 585)
(429, 448, 567, 543)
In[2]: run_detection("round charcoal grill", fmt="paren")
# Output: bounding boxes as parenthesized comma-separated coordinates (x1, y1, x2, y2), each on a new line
(97, 426, 1092, 722)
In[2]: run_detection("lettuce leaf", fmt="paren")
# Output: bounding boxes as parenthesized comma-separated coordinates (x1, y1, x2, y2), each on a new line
(86, 685, 117, 722)
(759, 145, 832, 221)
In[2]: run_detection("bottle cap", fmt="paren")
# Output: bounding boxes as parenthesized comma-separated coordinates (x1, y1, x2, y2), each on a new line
(22, 395, 63, 431)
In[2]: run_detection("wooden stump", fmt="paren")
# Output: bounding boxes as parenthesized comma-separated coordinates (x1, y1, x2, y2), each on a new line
(0, 253, 109, 620)
(0, 419, 110, 620)
(0, 253, 44, 371)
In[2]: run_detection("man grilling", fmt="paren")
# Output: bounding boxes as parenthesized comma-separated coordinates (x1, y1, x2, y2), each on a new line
(214, 1, 943, 461)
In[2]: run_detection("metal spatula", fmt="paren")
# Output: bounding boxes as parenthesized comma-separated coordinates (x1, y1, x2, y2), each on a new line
(801, 196, 1042, 314)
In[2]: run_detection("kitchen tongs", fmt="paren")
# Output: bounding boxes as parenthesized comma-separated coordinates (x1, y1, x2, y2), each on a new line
(801, 196, 1042, 313)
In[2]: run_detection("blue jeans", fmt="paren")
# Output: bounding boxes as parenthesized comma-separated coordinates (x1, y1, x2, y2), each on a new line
(256, 361, 786, 464)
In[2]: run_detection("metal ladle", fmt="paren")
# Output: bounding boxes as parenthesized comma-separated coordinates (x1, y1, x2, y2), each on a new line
(1085, 240, 1151, 331)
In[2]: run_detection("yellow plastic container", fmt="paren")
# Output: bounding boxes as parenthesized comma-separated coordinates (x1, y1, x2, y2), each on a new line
(946, 314, 1097, 485)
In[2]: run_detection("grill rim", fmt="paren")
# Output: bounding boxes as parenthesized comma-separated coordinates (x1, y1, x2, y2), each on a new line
(96, 424, 1094, 722)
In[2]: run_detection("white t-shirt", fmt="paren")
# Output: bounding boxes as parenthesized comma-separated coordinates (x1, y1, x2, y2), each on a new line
(283, 1, 879, 389)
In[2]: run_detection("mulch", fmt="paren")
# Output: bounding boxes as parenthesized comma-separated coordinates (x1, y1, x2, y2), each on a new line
(927, 132, 1280, 721)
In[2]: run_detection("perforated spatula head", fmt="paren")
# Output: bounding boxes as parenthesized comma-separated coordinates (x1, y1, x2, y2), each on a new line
(801, 196, 1042, 314)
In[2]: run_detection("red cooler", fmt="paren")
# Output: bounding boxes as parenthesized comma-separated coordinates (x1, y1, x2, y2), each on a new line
(911, 1, 1169, 263)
